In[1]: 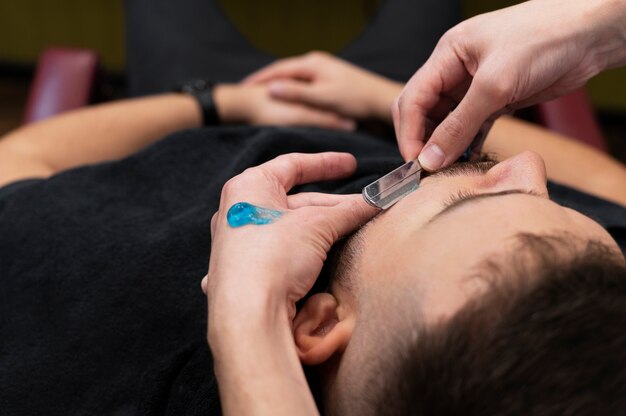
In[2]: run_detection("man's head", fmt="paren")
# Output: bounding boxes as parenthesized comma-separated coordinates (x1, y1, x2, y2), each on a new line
(291, 151, 626, 414)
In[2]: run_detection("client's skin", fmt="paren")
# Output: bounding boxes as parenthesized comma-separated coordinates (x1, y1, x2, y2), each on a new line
(203, 150, 624, 415)
(300, 152, 622, 413)
(330, 151, 618, 326)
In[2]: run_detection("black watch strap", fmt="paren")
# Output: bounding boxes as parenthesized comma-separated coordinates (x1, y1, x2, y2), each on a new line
(179, 79, 220, 126)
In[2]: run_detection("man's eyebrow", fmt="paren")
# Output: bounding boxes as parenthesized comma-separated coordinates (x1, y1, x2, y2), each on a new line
(429, 189, 539, 223)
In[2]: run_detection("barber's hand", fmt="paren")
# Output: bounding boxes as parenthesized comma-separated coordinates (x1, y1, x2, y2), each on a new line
(203, 152, 376, 326)
(203, 154, 376, 416)
(244, 51, 402, 122)
(394, 0, 626, 170)
(214, 83, 356, 131)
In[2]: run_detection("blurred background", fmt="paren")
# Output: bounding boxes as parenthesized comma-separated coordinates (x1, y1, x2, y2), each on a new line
(0, 0, 624, 162)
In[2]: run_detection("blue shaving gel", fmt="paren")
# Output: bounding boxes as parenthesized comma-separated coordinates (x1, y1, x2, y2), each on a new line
(227, 202, 283, 228)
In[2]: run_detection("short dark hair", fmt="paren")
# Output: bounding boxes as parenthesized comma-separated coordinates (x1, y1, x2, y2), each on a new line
(372, 234, 626, 415)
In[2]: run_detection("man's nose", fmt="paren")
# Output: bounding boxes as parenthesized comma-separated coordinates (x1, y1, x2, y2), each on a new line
(483, 151, 549, 198)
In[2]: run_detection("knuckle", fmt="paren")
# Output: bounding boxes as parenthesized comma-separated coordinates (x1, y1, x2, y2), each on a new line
(306, 51, 321, 60)
(307, 50, 329, 62)
(488, 80, 511, 103)
(440, 113, 466, 141)
(220, 178, 240, 197)
(396, 94, 406, 110)
(391, 97, 400, 116)
(438, 27, 462, 51)
(275, 153, 296, 165)
(445, 23, 467, 42)
(477, 72, 513, 103)
(396, 94, 416, 116)
(438, 28, 455, 46)
(221, 172, 251, 197)
(308, 50, 325, 58)
(210, 212, 219, 231)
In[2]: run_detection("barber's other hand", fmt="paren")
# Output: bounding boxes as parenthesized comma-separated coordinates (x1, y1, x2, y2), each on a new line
(214, 83, 356, 131)
(394, 0, 626, 170)
(244, 51, 402, 122)
(204, 153, 376, 332)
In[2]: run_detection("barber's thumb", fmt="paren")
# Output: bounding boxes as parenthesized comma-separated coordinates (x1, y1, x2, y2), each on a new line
(418, 114, 476, 171)
(328, 197, 378, 238)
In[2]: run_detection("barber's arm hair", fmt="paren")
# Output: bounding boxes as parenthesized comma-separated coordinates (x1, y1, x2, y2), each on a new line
(484, 116, 626, 207)
(0, 94, 202, 188)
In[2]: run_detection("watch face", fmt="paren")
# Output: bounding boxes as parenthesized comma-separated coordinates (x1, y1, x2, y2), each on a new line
(215, 0, 383, 57)
(182, 79, 211, 94)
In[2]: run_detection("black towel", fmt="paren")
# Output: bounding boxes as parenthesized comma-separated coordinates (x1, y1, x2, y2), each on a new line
(1, 126, 624, 415)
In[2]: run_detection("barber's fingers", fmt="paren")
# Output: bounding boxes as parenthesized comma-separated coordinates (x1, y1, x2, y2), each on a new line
(243, 56, 315, 85)
(287, 192, 354, 209)
(257, 152, 358, 193)
(394, 83, 428, 162)
(218, 153, 358, 215)
(393, 102, 450, 158)
(417, 71, 509, 170)
(395, 45, 470, 162)
(317, 196, 378, 240)
(269, 80, 328, 109)
(394, 93, 458, 142)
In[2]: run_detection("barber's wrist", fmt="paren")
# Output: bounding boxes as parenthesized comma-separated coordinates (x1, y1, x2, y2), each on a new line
(207, 280, 292, 347)
(209, 312, 316, 416)
(207, 290, 317, 415)
(208, 303, 292, 353)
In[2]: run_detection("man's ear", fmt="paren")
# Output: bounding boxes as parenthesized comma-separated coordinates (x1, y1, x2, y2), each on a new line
(293, 293, 354, 366)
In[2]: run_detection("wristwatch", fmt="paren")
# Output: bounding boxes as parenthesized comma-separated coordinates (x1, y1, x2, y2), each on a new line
(178, 78, 220, 126)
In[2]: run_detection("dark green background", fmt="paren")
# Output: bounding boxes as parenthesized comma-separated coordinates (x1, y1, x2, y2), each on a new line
(0, 0, 624, 111)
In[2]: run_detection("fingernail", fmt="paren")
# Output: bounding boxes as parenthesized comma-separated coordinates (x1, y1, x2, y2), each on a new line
(269, 82, 285, 95)
(418, 144, 445, 170)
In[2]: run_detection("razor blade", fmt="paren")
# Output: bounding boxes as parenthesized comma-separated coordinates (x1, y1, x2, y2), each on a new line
(362, 160, 422, 210)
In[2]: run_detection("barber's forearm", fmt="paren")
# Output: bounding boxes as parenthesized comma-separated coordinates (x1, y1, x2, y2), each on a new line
(209, 293, 319, 416)
(0, 94, 201, 182)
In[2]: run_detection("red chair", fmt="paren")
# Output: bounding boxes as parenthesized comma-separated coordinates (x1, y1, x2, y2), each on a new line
(22, 47, 100, 124)
(22, 47, 608, 153)
(532, 88, 607, 152)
